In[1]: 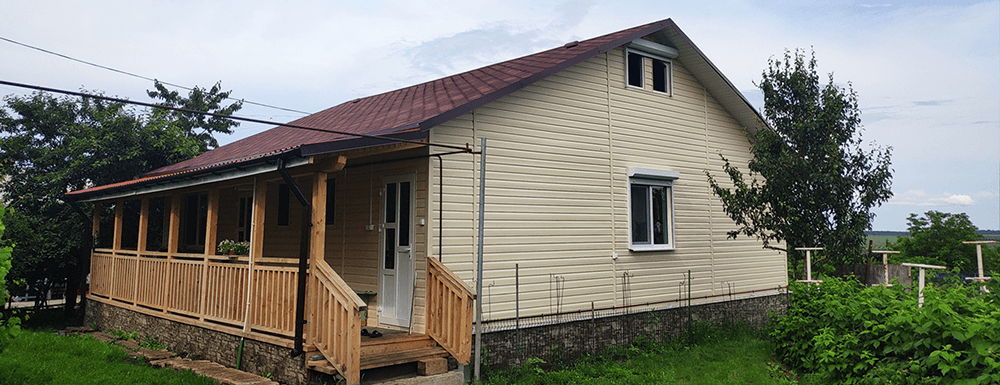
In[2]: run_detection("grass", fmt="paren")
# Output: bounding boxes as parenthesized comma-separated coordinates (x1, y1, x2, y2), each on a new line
(0, 308, 216, 385)
(485, 323, 798, 385)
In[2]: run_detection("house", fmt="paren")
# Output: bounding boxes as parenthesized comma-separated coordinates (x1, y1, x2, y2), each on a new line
(68, 18, 787, 384)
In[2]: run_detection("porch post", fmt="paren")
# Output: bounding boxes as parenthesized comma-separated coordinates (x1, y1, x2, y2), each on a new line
(113, 199, 123, 252)
(167, 194, 181, 255)
(138, 198, 149, 254)
(250, 179, 267, 263)
(205, 189, 219, 256)
(310, 173, 327, 264)
(92, 203, 101, 247)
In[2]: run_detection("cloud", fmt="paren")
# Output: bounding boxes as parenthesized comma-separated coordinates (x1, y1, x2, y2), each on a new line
(889, 190, 977, 206)
(943, 194, 975, 205)
(397, 0, 595, 79)
(912, 100, 952, 107)
(975, 191, 1000, 198)
(860, 3, 893, 8)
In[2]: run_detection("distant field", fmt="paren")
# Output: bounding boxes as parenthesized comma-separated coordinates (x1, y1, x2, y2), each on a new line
(867, 234, 899, 248)
(866, 233, 1000, 248)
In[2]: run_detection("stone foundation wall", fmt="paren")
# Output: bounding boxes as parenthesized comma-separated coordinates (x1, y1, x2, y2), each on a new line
(85, 298, 307, 385)
(480, 293, 787, 371)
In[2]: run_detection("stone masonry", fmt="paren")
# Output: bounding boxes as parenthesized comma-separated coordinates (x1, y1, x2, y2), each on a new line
(86, 299, 308, 385)
(479, 293, 787, 371)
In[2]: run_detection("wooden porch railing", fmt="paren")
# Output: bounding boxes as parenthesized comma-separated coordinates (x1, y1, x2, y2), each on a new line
(426, 257, 476, 364)
(89, 250, 298, 338)
(306, 259, 366, 384)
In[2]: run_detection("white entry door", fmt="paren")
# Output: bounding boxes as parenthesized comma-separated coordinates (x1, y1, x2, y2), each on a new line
(379, 175, 415, 327)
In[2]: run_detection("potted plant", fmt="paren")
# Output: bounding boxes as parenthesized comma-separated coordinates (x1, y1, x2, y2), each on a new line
(217, 239, 250, 257)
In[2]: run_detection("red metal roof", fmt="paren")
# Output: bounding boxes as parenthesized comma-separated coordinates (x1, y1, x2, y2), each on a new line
(67, 19, 684, 198)
(146, 19, 670, 176)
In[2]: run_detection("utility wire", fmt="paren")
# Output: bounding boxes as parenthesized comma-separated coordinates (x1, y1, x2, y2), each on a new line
(0, 79, 473, 153)
(0, 35, 311, 115)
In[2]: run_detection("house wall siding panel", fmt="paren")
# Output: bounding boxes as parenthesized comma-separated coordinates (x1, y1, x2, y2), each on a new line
(431, 46, 786, 322)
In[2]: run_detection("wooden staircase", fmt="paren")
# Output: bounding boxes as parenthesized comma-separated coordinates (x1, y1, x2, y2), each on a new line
(306, 331, 450, 377)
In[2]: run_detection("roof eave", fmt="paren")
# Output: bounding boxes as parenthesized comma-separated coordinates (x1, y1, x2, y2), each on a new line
(65, 149, 307, 202)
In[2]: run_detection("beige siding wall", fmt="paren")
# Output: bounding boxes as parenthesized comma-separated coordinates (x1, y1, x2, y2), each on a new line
(430, 46, 786, 322)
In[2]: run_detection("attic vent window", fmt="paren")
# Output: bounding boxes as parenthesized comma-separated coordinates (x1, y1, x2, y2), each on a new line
(625, 39, 677, 95)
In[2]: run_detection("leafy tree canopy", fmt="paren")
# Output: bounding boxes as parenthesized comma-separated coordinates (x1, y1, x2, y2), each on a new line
(0, 81, 241, 315)
(893, 210, 998, 275)
(707, 49, 893, 272)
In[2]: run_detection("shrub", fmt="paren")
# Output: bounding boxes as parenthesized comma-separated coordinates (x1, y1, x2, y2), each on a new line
(770, 276, 999, 384)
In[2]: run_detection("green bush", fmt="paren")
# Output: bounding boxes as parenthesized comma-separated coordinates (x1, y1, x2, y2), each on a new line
(0, 204, 21, 353)
(770, 276, 1000, 384)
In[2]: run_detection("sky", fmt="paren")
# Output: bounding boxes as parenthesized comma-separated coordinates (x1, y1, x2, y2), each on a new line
(1, 0, 997, 231)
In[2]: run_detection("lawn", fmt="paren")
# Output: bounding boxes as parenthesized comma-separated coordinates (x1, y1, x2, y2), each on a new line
(0, 308, 216, 385)
(484, 324, 797, 385)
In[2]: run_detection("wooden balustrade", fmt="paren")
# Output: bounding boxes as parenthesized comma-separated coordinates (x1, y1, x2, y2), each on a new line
(306, 260, 366, 384)
(88, 252, 298, 338)
(426, 257, 476, 364)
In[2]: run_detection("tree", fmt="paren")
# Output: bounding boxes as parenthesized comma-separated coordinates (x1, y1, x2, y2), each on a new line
(0, 82, 241, 317)
(893, 211, 998, 275)
(706, 49, 893, 275)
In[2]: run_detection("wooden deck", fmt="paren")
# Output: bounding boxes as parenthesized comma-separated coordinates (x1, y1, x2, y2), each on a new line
(306, 329, 449, 375)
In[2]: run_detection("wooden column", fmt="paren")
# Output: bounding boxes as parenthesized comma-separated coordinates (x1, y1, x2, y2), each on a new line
(310, 172, 328, 264)
(168, 193, 182, 314)
(113, 200, 124, 252)
(251, 179, 268, 261)
(92, 203, 101, 248)
(205, 189, 219, 257)
(167, 194, 182, 255)
(138, 198, 149, 254)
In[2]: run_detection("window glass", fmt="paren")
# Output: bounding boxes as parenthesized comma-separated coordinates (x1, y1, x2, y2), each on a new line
(652, 59, 669, 93)
(385, 183, 396, 223)
(384, 231, 395, 270)
(631, 184, 649, 244)
(399, 181, 410, 246)
(652, 186, 668, 245)
(627, 52, 643, 87)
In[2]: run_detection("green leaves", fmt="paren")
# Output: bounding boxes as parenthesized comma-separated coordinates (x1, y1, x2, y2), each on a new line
(707, 49, 893, 273)
(771, 277, 1000, 383)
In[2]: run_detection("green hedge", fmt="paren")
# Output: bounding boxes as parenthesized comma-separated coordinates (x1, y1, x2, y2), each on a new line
(770, 276, 1000, 384)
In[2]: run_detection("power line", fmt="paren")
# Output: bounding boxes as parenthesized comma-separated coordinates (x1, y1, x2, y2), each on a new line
(0, 79, 473, 153)
(0, 35, 311, 115)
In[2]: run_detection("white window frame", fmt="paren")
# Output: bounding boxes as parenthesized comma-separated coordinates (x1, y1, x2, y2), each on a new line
(627, 167, 678, 251)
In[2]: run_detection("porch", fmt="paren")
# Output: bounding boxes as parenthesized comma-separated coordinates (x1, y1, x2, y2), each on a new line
(84, 150, 474, 384)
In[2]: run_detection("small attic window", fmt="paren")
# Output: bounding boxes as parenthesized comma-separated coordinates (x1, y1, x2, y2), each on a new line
(626, 39, 678, 95)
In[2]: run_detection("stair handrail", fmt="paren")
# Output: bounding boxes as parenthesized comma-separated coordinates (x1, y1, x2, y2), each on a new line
(307, 259, 366, 384)
(426, 257, 476, 364)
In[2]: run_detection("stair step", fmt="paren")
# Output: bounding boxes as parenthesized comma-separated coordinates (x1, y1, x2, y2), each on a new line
(361, 334, 437, 357)
(360, 346, 449, 370)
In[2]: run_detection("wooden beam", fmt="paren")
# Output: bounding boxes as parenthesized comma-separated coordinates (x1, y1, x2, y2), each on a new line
(310, 172, 328, 264)
(92, 203, 101, 248)
(137, 198, 149, 253)
(112, 200, 124, 252)
(205, 189, 219, 257)
(313, 156, 347, 173)
(167, 194, 182, 255)
(251, 179, 267, 262)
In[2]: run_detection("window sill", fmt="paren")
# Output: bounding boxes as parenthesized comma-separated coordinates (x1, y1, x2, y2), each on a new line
(629, 244, 676, 252)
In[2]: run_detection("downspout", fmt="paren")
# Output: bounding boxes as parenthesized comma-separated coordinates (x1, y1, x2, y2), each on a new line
(277, 158, 312, 357)
(433, 154, 444, 262)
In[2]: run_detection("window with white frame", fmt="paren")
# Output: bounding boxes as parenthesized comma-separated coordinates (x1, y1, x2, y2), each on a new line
(628, 168, 678, 251)
(625, 39, 677, 96)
